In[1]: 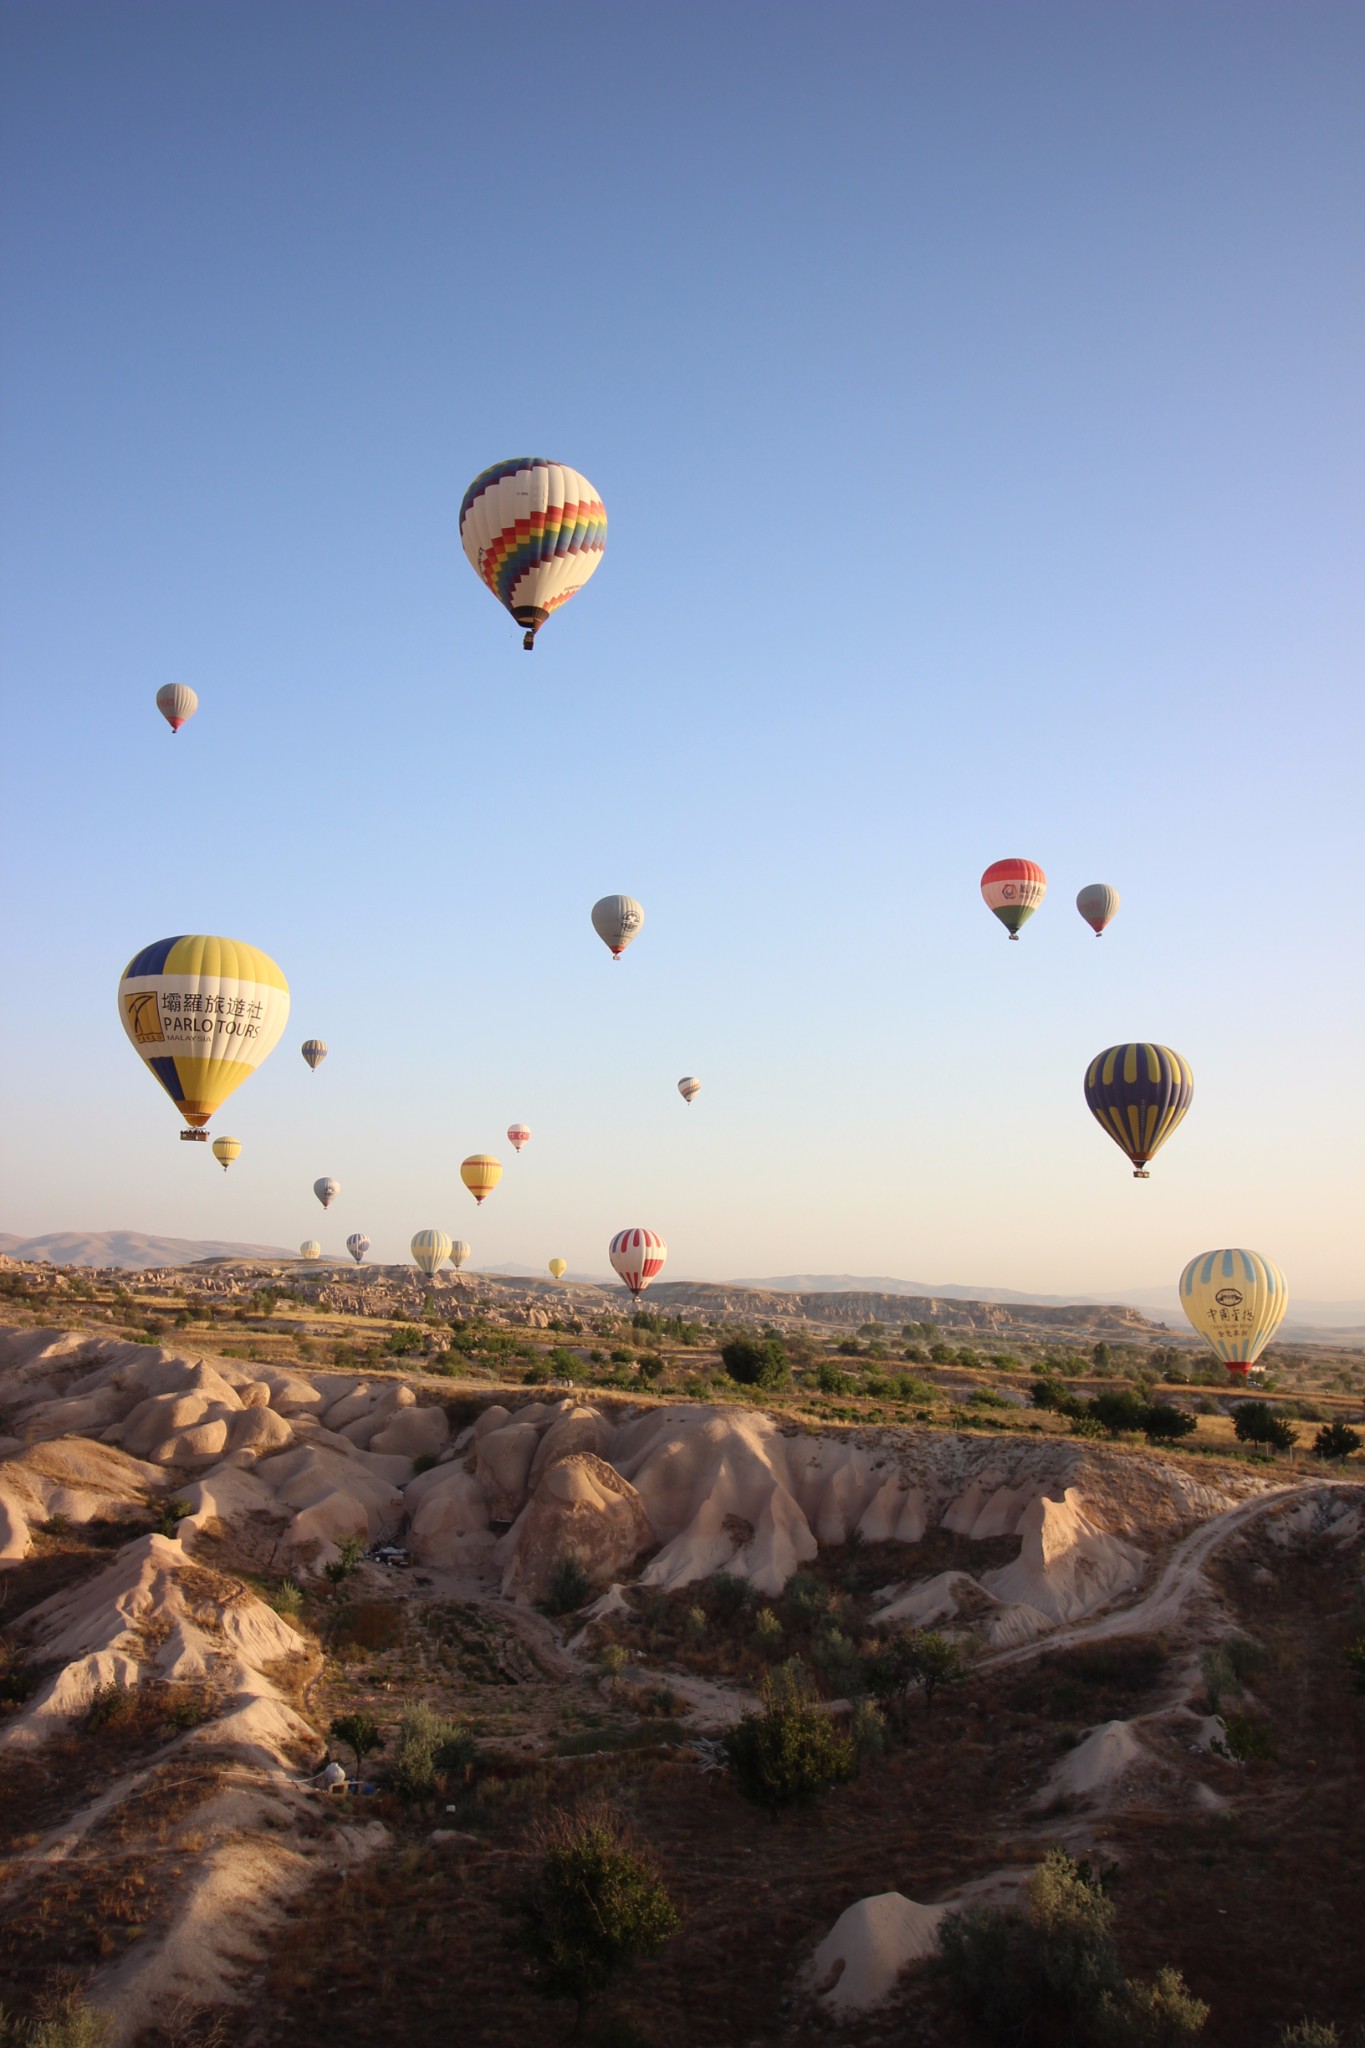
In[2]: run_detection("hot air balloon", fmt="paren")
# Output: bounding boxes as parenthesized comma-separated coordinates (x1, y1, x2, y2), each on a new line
(460, 1155, 502, 1205)
(460, 458, 607, 650)
(301, 1039, 327, 1071)
(411, 1229, 453, 1277)
(450, 1240, 471, 1270)
(609, 1227, 667, 1301)
(1077, 884, 1120, 938)
(211, 1136, 241, 1172)
(118, 936, 290, 1141)
(1179, 1249, 1288, 1379)
(346, 1233, 370, 1265)
(314, 1177, 340, 1209)
(507, 1123, 531, 1153)
(980, 859, 1047, 940)
(1083, 1043, 1193, 1178)
(678, 1076, 701, 1105)
(155, 683, 197, 733)
(548, 1257, 567, 1280)
(592, 896, 644, 959)
(299, 1239, 321, 1260)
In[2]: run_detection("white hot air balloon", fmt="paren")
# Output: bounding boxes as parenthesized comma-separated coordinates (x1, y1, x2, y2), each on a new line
(507, 1122, 531, 1153)
(411, 1230, 452, 1277)
(156, 683, 198, 733)
(592, 895, 645, 960)
(346, 1233, 370, 1265)
(450, 1240, 471, 1270)
(459, 458, 607, 650)
(313, 1177, 340, 1209)
(608, 1227, 667, 1301)
(678, 1076, 701, 1104)
(299, 1240, 321, 1260)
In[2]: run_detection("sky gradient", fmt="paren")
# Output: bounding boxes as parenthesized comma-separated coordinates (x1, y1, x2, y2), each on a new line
(1, 2, 1362, 1300)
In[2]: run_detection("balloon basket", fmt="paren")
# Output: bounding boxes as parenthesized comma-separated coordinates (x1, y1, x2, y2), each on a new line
(180, 1130, 209, 1143)
(1132, 1169, 1150, 1179)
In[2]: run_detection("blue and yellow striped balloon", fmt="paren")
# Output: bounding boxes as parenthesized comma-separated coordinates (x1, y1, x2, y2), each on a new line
(118, 936, 290, 1134)
(411, 1229, 453, 1277)
(1083, 1042, 1193, 1178)
(1180, 1249, 1288, 1377)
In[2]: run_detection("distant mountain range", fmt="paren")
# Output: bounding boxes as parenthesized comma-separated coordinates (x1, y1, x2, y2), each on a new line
(0, 1231, 298, 1269)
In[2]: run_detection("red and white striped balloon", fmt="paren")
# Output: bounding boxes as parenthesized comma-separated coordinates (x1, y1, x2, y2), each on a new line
(608, 1227, 667, 1301)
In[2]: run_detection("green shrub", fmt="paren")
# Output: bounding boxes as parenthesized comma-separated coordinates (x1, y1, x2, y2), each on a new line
(636, 1352, 666, 1382)
(1143, 1403, 1197, 1444)
(330, 1709, 382, 1779)
(0, 1987, 114, 2046)
(155, 1494, 194, 1538)
(710, 1571, 752, 1619)
(1211, 1711, 1275, 1765)
(1233, 1401, 1298, 1452)
(815, 1362, 851, 1394)
(721, 1336, 789, 1390)
(389, 1699, 477, 1803)
(1089, 1390, 1149, 1435)
(600, 1643, 629, 1677)
(723, 1659, 857, 1815)
(753, 1606, 783, 1652)
(84, 1682, 134, 1730)
(1313, 1420, 1361, 1461)
(519, 1802, 678, 2029)
(542, 1554, 593, 1617)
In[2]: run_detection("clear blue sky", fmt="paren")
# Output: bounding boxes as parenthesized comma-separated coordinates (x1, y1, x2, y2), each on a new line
(1, 1, 1362, 1300)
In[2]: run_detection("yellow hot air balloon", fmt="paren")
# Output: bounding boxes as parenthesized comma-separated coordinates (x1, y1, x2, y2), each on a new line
(118, 936, 289, 1141)
(211, 1136, 241, 1172)
(411, 1229, 453, 1277)
(460, 1155, 502, 1205)
(1179, 1249, 1289, 1379)
(548, 1258, 567, 1280)
(299, 1239, 321, 1260)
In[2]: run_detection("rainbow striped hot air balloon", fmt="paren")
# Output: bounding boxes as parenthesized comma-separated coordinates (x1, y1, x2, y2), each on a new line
(460, 1155, 502, 1205)
(507, 1123, 531, 1153)
(609, 1227, 667, 1302)
(460, 458, 606, 650)
(155, 683, 198, 733)
(118, 936, 290, 1141)
(1179, 1249, 1288, 1379)
(412, 1230, 453, 1277)
(1083, 1042, 1193, 1178)
(211, 1136, 241, 1172)
(980, 859, 1047, 939)
(1076, 884, 1120, 937)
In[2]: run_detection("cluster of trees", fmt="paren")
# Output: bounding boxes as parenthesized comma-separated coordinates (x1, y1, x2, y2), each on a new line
(1031, 1378, 1198, 1444)
(329, 1699, 476, 1803)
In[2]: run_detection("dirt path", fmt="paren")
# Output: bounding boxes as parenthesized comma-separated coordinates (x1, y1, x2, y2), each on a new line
(980, 1478, 1337, 1671)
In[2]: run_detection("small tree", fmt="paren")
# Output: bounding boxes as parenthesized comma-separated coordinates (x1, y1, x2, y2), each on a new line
(1092, 1342, 1112, 1370)
(1233, 1402, 1298, 1453)
(724, 1658, 857, 1816)
(520, 1802, 678, 2037)
(389, 1699, 476, 1804)
(542, 1553, 593, 1616)
(324, 1532, 367, 1587)
(1143, 1403, 1197, 1444)
(721, 1335, 789, 1390)
(907, 1629, 967, 1713)
(330, 1709, 382, 1781)
(1089, 1390, 1148, 1435)
(1313, 1420, 1361, 1461)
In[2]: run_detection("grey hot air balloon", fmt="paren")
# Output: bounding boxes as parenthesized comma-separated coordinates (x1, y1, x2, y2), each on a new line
(591, 894, 645, 960)
(155, 683, 198, 733)
(1076, 884, 1120, 937)
(346, 1233, 370, 1264)
(313, 1177, 340, 1209)
(301, 1039, 328, 1071)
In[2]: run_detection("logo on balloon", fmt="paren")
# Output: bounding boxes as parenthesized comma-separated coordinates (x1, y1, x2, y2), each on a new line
(124, 992, 164, 1043)
(1215, 1288, 1244, 1307)
(1001, 883, 1017, 899)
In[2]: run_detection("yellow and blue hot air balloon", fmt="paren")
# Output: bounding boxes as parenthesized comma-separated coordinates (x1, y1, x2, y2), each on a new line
(1179, 1249, 1288, 1379)
(1083, 1042, 1193, 1178)
(118, 936, 290, 1141)
(411, 1230, 453, 1277)
(460, 459, 607, 650)
(211, 1136, 241, 1173)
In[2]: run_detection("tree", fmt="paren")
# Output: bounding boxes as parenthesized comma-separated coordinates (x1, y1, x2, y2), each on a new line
(1143, 1403, 1197, 1444)
(542, 1553, 592, 1616)
(520, 1802, 678, 2037)
(389, 1699, 476, 1804)
(1313, 1420, 1361, 1461)
(1233, 1402, 1298, 1452)
(720, 1334, 788, 1390)
(330, 1710, 382, 1781)
(1089, 1390, 1148, 1435)
(1092, 1342, 1112, 1370)
(723, 1658, 857, 1816)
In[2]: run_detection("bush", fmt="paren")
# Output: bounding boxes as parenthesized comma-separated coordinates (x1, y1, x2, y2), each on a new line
(1313, 1421, 1361, 1461)
(636, 1352, 666, 1382)
(721, 1336, 789, 1390)
(753, 1606, 784, 1653)
(723, 1659, 857, 1815)
(710, 1571, 753, 1620)
(815, 1362, 851, 1394)
(1143, 1403, 1197, 1444)
(389, 1699, 477, 1803)
(1089, 1390, 1149, 1435)
(0, 1988, 114, 2046)
(1233, 1402, 1298, 1452)
(84, 1681, 135, 1731)
(1275, 2023, 1345, 2046)
(1211, 1711, 1275, 1765)
(542, 1554, 593, 1616)
(384, 1323, 424, 1355)
(519, 1802, 678, 2028)
(866, 1627, 966, 1718)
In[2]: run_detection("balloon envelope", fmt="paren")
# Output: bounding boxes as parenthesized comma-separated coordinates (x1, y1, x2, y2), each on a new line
(507, 1123, 531, 1152)
(460, 458, 606, 649)
(1180, 1249, 1288, 1377)
(155, 683, 197, 732)
(609, 1227, 667, 1300)
(450, 1240, 471, 1269)
(460, 1155, 502, 1204)
(1083, 1043, 1193, 1177)
(678, 1076, 701, 1104)
(299, 1239, 321, 1259)
(118, 936, 290, 1132)
(211, 1136, 241, 1172)
(548, 1257, 568, 1280)
(591, 895, 645, 958)
(1076, 884, 1120, 937)
(314, 1177, 340, 1208)
(301, 1039, 327, 1071)
(411, 1229, 453, 1276)
(346, 1233, 370, 1264)
(981, 859, 1047, 939)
